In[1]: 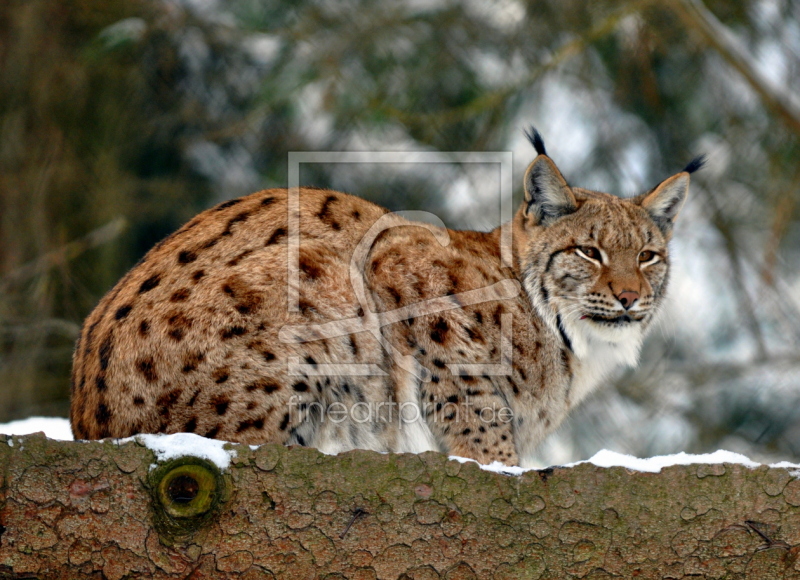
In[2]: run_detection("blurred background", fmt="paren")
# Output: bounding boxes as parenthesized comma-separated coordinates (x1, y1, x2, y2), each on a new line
(1, 0, 799, 464)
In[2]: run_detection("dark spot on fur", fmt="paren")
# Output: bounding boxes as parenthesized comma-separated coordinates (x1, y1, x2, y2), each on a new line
(137, 356, 158, 382)
(430, 318, 449, 344)
(433, 359, 446, 369)
(98, 337, 113, 371)
(168, 327, 185, 341)
(222, 211, 251, 236)
(115, 305, 133, 320)
(465, 326, 484, 343)
(95, 376, 107, 392)
(178, 250, 197, 264)
(387, 287, 402, 305)
(166, 313, 192, 342)
(224, 279, 263, 315)
(192, 270, 205, 283)
(261, 196, 276, 207)
(305, 356, 316, 366)
(266, 228, 287, 245)
(156, 388, 182, 417)
(133, 396, 145, 406)
(215, 198, 243, 211)
(184, 417, 197, 433)
(213, 367, 230, 384)
(279, 413, 290, 431)
(317, 195, 340, 230)
(187, 389, 200, 407)
(462, 428, 471, 435)
(83, 319, 100, 357)
(182, 352, 205, 373)
(446, 272, 461, 295)
(352, 210, 361, 220)
(204, 425, 221, 438)
(211, 396, 230, 415)
(247, 380, 280, 394)
(298, 300, 316, 315)
(237, 418, 265, 432)
(293, 381, 309, 392)
(493, 305, 504, 326)
(431, 375, 440, 384)
(227, 249, 254, 267)
(170, 288, 191, 302)
(95, 403, 111, 427)
(447, 395, 459, 404)
(139, 320, 150, 336)
(300, 255, 323, 280)
(202, 236, 220, 250)
(221, 325, 247, 340)
(139, 274, 161, 294)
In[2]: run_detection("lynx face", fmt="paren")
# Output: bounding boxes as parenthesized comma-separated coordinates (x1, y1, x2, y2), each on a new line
(531, 197, 670, 356)
(517, 129, 701, 366)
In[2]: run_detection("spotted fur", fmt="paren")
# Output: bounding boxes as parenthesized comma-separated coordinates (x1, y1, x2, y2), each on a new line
(70, 131, 699, 466)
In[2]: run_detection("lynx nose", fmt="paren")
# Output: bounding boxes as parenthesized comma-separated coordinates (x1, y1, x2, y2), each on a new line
(616, 291, 639, 310)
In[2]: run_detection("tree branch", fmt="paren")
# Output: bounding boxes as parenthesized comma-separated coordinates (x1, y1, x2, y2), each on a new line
(667, 0, 800, 135)
(2, 434, 800, 578)
(0, 217, 127, 292)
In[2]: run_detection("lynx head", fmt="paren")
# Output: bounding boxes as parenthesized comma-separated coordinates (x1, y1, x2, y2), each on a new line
(515, 127, 703, 364)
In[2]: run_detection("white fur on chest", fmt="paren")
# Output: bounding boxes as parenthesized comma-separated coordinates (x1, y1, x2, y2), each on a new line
(564, 318, 644, 406)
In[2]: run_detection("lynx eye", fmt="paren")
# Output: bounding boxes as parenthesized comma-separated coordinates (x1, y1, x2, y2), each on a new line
(638, 250, 656, 263)
(576, 246, 601, 262)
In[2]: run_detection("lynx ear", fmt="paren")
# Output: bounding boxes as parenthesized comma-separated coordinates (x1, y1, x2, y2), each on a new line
(523, 155, 577, 227)
(639, 174, 690, 234)
(639, 155, 704, 234)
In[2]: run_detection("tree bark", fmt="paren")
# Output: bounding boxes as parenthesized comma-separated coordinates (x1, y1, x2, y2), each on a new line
(1, 433, 800, 579)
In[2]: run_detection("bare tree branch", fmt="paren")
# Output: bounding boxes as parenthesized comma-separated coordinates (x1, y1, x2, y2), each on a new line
(667, 0, 800, 135)
(0, 217, 127, 293)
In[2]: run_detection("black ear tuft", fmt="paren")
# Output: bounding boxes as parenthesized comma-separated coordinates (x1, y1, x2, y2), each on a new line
(682, 155, 706, 174)
(523, 126, 547, 157)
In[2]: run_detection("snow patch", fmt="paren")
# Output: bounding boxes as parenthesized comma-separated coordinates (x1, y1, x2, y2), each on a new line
(0, 417, 74, 441)
(451, 449, 800, 477)
(448, 455, 528, 476)
(564, 449, 762, 472)
(134, 433, 236, 471)
(2, 417, 799, 476)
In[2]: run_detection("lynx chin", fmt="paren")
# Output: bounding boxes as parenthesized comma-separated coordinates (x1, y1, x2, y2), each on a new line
(70, 128, 703, 467)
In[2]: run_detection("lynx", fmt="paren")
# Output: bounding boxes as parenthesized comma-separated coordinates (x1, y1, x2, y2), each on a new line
(70, 129, 702, 466)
